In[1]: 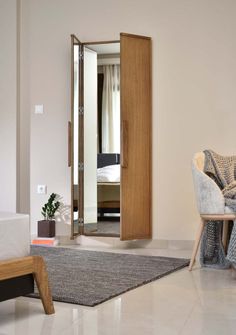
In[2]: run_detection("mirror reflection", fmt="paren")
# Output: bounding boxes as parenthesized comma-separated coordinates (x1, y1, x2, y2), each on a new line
(83, 42, 120, 236)
(72, 40, 80, 236)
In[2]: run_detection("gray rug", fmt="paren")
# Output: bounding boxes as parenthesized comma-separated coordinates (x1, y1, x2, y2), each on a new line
(29, 246, 189, 306)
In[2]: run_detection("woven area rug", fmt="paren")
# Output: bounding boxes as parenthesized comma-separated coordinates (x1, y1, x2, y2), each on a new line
(29, 246, 189, 306)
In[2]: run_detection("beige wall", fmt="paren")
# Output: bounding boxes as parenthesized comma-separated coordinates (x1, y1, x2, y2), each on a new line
(18, 0, 30, 214)
(0, 0, 17, 212)
(20, 0, 236, 239)
(0, 0, 30, 215)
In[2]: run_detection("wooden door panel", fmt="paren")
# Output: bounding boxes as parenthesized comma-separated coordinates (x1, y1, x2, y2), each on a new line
(120, 33, 152, 240)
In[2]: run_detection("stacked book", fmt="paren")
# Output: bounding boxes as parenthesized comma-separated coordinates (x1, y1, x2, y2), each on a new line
(31, 237, 59, 246)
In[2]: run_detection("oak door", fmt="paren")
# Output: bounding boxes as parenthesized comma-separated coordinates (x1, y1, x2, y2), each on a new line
(120, 33, 152, 240)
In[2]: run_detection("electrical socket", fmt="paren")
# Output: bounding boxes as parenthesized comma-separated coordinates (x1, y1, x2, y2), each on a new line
(35, 104, 44, 114)
(37, 185, 47, 194)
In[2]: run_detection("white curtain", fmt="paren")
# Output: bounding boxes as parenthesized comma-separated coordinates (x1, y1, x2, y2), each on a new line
(102, 65, 120, 153)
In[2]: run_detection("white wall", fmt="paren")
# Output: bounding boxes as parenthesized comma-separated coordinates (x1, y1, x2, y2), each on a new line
(20, 0, 236, 239)
(0, 0, 17, 212)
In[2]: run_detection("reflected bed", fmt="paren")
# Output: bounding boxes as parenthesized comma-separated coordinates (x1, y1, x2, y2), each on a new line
(97, 154, 120, 218)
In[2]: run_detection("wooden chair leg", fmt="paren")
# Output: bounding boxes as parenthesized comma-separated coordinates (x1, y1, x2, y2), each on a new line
(222, 220, 229, 252)
(0, 256, 54, 315)
(32, 256, 55, 315)
(189, 218, 205, 271)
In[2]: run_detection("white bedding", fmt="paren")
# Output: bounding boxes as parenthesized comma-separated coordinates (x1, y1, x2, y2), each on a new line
(97, 164, 120, 183)
(0, 212, 30, 261)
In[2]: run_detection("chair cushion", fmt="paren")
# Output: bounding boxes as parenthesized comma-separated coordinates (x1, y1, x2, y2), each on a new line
(225, 206, 235, 214)
(0, 212, 30, 261)
(192, 153, 225, 214)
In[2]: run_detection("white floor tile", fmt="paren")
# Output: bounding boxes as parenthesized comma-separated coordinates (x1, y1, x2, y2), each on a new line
(0, 246, 235, 335)
(0, 297, 88, 335)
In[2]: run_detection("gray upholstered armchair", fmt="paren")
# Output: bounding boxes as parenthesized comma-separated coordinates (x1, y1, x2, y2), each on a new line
(189, 152, 236, 270)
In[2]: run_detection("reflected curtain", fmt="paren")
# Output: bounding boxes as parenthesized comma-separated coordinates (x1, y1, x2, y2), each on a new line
(102, 65, 120, 153)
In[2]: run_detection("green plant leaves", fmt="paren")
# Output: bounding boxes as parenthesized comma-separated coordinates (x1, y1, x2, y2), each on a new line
(41, 193, 61, 220)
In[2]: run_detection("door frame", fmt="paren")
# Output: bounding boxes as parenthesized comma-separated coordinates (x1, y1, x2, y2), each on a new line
(70, 34, 84, 239)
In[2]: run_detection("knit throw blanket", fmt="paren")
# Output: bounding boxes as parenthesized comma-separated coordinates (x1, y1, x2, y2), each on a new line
(200, 150, 236, 268)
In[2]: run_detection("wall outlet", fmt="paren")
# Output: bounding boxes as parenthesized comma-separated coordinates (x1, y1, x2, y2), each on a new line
(35, 104, 44, 114)
(37, 185, 47, 194)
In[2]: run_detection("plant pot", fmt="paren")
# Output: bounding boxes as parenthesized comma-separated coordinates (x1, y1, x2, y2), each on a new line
(38, 220, 55, 238)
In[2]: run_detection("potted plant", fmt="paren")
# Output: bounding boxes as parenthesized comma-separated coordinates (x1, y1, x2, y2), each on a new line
(38, 193, 60, 238)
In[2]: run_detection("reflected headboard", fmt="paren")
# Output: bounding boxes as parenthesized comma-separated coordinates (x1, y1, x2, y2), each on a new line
(97, 153, 120, 168)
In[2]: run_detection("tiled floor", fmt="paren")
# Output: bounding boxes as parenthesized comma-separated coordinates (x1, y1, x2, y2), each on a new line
(0, 246, 236, 335)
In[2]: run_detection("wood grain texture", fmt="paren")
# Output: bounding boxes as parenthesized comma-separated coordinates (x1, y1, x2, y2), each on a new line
(33, 256, 55, 315)
(98, 201, 120, 209)
(68, 121, 72, 167)
(189, 219, 205, 271)
(200, 214, 236, 220)
(121, 120, 128, 168)
(120, 32, 151, 40)
(222, 220, 229, 252)
(0, 256, 54, 314)
(120, 33, 152, 240)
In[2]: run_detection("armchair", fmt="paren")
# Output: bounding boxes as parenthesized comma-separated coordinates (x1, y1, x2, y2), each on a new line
(189, 152, 235, 270)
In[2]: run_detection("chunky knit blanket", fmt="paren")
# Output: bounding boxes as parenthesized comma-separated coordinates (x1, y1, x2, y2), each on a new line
(200, 150, 236, 268)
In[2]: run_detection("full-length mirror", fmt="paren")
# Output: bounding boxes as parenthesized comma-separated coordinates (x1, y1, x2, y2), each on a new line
(83, 42, 120, 236)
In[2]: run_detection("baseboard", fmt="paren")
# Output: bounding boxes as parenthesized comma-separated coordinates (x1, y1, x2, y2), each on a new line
(50, 235, 194, 250)
(142, 239, 194, 250)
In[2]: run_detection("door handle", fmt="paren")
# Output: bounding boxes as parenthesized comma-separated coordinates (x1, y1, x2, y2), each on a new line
(121, 120, 128, 168)
(68, 121, 72, 167)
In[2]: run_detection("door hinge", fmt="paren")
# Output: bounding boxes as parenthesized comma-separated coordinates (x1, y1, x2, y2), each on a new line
(78, 162, 84, 171)
(79, 52, 84, 61)
(78, 218, 84, 226)
(78, 106, 84, 116)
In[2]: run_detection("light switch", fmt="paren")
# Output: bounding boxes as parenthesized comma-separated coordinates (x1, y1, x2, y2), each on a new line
(35, 104, 44, 114)
(37, 185, 47, 194)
